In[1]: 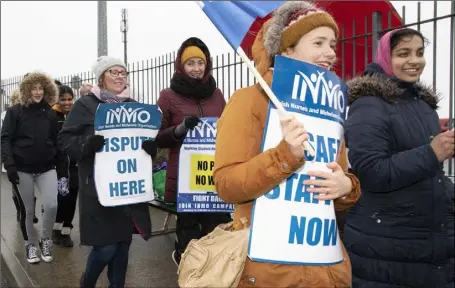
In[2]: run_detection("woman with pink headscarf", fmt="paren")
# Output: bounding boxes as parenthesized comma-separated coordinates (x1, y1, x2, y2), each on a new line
(343, 28, 454, 287)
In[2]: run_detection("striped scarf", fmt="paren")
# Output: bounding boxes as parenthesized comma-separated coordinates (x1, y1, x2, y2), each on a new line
(91, 85, 130, 103)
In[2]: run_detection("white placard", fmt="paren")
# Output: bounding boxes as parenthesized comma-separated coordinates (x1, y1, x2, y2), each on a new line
(94, 103, 161, 207)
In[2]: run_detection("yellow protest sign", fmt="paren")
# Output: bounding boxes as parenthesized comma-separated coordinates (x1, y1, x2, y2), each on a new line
(189, 154, 216, 192)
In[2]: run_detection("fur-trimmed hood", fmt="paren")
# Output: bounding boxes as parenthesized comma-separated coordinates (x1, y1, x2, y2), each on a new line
(252, 19, 278, 77)
(19, 72, 58, 107)
(10, 88, 20, 105)
(347, 63, 439, 109)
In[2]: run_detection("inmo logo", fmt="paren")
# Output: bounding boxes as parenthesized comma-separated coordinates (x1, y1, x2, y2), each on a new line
(105, 105, 151, 124)
(187, 119, 217, 138)
(291, 70, 345, 113)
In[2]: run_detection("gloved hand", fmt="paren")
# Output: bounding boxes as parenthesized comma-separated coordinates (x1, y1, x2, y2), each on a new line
(6, 167, 19, 184)
(174, 116, 201, 138)
(142, 140, 157, 158)
(82, 135, 105, 156)
(58, 177, 69, 196)
(183, 116, 201, 130)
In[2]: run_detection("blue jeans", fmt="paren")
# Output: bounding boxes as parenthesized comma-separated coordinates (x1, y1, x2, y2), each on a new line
(83, 242, 131, 288)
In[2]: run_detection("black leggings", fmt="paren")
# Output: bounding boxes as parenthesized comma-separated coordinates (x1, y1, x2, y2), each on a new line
(55, 166, 79, 231)
(55, 186, 79, 230)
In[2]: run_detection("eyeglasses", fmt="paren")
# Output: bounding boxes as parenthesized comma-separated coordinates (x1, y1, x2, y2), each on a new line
(108, 69, 129, 78)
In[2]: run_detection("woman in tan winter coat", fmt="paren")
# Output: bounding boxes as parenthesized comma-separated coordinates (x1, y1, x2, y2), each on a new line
(213, 1, 361, 287)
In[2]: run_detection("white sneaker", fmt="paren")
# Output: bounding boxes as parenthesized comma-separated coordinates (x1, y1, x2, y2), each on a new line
(25, 244, 40, 264)
(39, 238, 53, 262)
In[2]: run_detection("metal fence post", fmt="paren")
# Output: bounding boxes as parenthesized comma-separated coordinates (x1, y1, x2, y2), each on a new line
(0, 83, 3, 115)
(449, 0, 455, 176)
(372, 11, 383, 58)
(98, 1, 108, 57)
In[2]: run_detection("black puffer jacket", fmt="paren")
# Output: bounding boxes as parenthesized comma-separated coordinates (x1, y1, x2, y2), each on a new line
(343, 63, 454, 288)
(1, 72, 64, 174)
(57, 93, 152, 246)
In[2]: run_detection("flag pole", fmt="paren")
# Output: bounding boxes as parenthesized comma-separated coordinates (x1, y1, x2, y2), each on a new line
(235, 47, 315, 156)
(195, 1, 315, 156)
(235, 48, 286, 116)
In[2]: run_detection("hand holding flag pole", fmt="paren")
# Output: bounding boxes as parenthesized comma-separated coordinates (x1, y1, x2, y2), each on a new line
(196, 1, 315, 157)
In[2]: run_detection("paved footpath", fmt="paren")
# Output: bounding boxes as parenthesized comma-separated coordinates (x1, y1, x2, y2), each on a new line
(1, 173, 178, 287)
(2, 160, 453, 287)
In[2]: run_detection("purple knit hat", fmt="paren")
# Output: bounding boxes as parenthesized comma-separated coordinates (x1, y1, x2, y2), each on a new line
(375, 28, 406, 76)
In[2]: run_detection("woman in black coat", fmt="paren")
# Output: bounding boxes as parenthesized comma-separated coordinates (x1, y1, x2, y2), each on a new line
(1, 72, 63, 264)
(343, 28, 454, 287)
(57, 56, 157, 288)
(3, 88, 39, 224)
(52, 85, 79, 247)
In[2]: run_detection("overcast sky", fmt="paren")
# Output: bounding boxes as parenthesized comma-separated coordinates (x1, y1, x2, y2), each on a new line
(1, 1, 453, 117)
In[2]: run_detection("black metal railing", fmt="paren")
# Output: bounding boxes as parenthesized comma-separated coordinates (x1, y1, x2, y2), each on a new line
(1, 2, 454, 175)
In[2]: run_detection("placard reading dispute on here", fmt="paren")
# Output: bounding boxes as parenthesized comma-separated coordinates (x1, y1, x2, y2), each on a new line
(94, 102, 161, 207)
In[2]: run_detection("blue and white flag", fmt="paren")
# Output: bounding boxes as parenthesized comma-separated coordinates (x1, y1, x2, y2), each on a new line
(197, 0, 316, 156)
(197, 1, 283, 49)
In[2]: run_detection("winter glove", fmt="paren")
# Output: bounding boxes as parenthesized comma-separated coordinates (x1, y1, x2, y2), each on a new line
(142, 140, 157, 158)
(174, 116, 201, 138)
(184, 116, 201, 130)
(6, 167, 19, 184)
(58, 177, 69, 196)
(82, 135, 105, 156)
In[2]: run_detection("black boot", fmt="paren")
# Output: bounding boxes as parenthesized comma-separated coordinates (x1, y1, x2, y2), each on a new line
(52, 229, 62, 245)
(60, 234, 74, 248)
(33, 197, 38, 224)
(12, 196, 20, 222)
